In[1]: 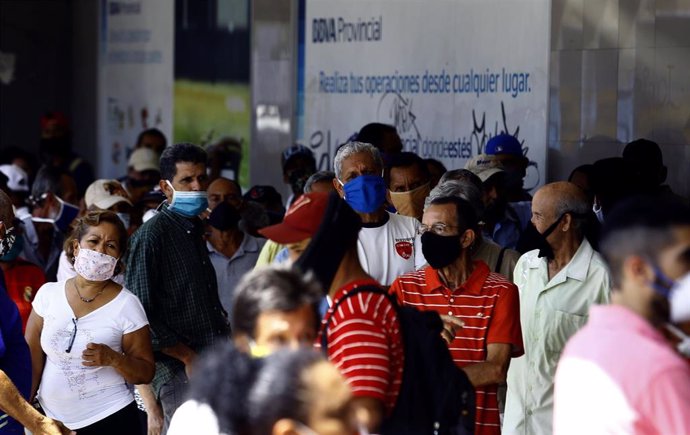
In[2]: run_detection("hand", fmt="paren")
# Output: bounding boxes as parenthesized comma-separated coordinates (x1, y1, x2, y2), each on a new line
(34, 416, 76, 435)
(440, 315, 465, 344)
(82, 342, 122, 367)
(184, 361, 194, 379)
(146, 402, 164, 435)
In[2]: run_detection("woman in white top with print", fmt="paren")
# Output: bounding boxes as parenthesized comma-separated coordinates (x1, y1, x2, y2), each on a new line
(25, 210, 154, 434)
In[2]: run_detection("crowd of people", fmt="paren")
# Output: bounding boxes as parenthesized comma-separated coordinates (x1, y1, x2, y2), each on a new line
(1, 115, 689, 435)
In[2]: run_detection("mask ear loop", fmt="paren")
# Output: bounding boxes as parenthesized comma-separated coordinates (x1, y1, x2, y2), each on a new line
(649, 265, 675, 298)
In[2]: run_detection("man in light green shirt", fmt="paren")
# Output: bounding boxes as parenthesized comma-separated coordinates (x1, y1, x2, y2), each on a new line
(503, 182, 611, 435)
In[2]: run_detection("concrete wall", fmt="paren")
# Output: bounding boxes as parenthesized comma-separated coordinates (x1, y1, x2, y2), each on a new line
(249, 0, 298, 200)
(549, 0, 690, 197)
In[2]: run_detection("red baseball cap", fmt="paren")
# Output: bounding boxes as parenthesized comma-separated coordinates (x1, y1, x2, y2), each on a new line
(258, 192, 329, 243)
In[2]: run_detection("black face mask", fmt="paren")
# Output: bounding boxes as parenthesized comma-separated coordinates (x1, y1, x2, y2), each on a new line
(518, 214, 565, 259)
(421, 232, 462, 269)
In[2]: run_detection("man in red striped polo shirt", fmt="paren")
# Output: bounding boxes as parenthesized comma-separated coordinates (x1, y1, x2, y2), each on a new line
(390, 195, 523, 435)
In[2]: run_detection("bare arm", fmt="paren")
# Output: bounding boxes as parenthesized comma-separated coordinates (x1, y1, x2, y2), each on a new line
(24, 309, 46, 400)
(82, 326, 155, 384)
(161, 342, 197, 377)
(350, 396, 385, 434)
(136, 384, 164, 435)
(0, 369, 74, 435)
(462, 343, 512, 387)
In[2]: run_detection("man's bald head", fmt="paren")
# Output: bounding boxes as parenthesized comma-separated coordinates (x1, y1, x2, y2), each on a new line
(208, 177, 243, 210)
(534, 181, 589, 235)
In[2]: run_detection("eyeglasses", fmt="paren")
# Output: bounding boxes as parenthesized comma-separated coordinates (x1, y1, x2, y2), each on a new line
(417, 223, 459, 236)
(65, 318, 78, 353)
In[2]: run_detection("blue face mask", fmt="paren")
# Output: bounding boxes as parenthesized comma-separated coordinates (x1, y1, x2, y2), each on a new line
(166, 180, 209, 217)
(339, 174, 387, 213)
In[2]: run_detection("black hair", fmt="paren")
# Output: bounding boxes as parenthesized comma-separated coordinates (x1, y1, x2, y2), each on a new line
(136, 128, 167, 148)
(568, 164, 594, 182)
(385, 152, 430, 186)
(159, 143, 208, 182)
(231, 266, 322, 339)
(600, 195, 690, 288)
(31, 165, 68, 199)
(591, 157, 633, 214)
(187, 343, 262, 435)
(357, 123, 397, 150)
(428, 196, 479, 233)
(249, 349, 323, 435)
(623, 138, 667, 192)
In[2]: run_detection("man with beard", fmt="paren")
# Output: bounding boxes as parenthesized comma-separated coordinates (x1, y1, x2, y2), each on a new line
(465, 154, 530, 251)
(390, 195, 523, 435)
(281, 145, 317, 208)
(503, 181, 611, 435)
(553, 196, 690, 434)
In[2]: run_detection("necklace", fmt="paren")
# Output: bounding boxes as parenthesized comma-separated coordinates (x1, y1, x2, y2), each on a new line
(73, 279, 108, 303)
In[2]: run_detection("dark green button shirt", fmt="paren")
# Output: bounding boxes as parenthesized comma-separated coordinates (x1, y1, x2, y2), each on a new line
(125, 204, 230, 395)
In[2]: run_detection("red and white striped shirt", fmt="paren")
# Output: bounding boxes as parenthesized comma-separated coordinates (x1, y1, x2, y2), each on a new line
(390, 261, 523, 435)
(319, 279, 404, 413)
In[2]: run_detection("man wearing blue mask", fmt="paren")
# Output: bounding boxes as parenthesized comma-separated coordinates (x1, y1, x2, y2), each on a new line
(332, 141, 424, 286)
(554, 196, 690, 434)
(126, 143, 231, 433)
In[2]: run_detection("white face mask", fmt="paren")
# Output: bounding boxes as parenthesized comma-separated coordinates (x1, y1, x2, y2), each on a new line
(74, 248, 118, 281)
(670, 272, 690, 323)
(592, 202, 604, 224)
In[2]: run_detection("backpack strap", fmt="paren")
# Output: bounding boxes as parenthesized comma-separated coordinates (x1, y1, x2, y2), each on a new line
(320, 285, 392, 353)
(495, 247, 507, 273)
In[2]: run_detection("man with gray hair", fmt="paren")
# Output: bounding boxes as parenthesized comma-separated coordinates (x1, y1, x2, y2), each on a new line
(304, 170, 336, 194)
(332, 141, 423, 286)
(503, 181, 611, 435)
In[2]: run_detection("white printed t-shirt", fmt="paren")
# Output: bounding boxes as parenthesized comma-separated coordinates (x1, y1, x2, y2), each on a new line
(357, 212, 424, 286)
(32, 281, 149, 429)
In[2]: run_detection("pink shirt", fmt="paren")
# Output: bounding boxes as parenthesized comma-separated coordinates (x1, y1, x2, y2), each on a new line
(554, 305, 690, 435)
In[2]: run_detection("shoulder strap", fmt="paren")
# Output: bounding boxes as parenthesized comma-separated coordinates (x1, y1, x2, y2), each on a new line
(69, 157, 83, 173)
(495, 247, 507, 273)
(320, 285, 392, 352)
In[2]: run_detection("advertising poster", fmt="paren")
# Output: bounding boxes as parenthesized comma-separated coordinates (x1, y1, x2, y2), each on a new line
(97, 0, 174, 179)
(298, 0, 550, 191)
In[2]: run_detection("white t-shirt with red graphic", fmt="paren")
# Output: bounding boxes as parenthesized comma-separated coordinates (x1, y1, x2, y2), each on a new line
(357, 212, 424, 286)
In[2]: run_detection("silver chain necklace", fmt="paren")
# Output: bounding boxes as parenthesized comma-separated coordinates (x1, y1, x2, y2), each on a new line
(73, 279, 108, 303)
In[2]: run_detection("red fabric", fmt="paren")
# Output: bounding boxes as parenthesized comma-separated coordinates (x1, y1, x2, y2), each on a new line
(390, 262, 523, 435)
(319, 279, 404, 413)
(2, 260, 46, 332)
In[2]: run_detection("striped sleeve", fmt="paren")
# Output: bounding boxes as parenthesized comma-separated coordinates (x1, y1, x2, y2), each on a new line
(327, 292, 397, 402)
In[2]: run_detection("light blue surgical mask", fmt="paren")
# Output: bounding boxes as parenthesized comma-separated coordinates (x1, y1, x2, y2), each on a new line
(165, 180, 209, 217)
